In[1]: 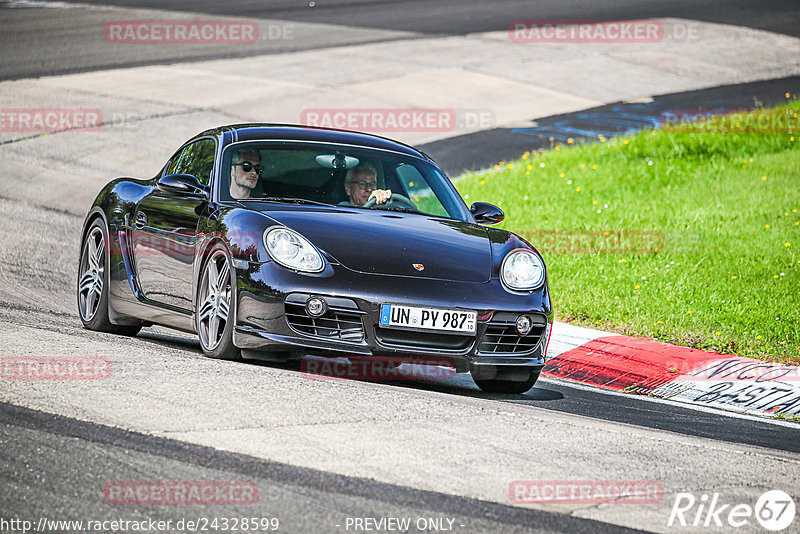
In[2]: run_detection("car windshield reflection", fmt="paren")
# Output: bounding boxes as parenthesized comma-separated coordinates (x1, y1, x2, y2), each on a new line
(220, 142, 469, 221)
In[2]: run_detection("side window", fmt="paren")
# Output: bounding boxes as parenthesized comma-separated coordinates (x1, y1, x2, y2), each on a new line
(395, 164, 448, 217)
(165, 148, 183, 176)
(171, 138, 217, 185)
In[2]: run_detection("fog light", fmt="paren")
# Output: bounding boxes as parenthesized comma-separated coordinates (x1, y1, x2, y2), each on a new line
(306, 296, 327, 317)
(515, 315, 532, 336)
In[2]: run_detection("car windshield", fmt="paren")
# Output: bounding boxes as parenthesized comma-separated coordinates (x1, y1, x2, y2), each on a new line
(219, 142, 471, 221)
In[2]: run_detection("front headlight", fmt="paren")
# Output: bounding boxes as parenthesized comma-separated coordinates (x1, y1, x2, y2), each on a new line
(264, 227, 324, 273)
(501, 249, 546, 291)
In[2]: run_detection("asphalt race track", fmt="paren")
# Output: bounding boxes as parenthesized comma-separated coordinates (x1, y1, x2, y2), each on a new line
(1, 1, 799, 533)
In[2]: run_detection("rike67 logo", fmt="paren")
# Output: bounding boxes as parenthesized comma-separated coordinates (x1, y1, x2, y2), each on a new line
(668, 490, 795, 531)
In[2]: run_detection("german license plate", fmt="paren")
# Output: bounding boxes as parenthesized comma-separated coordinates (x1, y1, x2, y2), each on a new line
(380, 304, 477, 334)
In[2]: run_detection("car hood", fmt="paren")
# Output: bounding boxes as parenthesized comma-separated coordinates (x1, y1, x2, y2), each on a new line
(264, 206, 492, 282)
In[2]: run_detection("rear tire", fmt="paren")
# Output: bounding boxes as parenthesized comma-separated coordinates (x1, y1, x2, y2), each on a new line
(77, 219, 141, 337)
(471, 367, 540, 394)
(196, 245, 240, 360)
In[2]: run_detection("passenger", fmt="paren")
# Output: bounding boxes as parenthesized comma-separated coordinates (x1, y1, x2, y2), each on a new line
(229, 149, 263, 199)
(341, 163, 391, 206)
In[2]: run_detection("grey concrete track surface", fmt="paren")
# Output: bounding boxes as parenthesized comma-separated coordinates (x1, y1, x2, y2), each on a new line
(1, 1, 799, 532)
(29, 0, 800, 37)
(1, 0, 799, 79)
(0, 404, 643, 534)
(1, 197, 799, 533)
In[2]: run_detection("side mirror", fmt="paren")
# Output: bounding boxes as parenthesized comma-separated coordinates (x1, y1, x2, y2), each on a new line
(158, 174, 209, 198)
(470, 202, 504, 225)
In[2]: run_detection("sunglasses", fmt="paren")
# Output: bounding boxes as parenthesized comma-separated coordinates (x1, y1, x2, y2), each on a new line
(233, 162, 264, 174)
(347, 180, 377, 190)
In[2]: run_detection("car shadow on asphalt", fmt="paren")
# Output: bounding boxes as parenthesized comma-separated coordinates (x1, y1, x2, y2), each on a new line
(133, 332, 565, 402)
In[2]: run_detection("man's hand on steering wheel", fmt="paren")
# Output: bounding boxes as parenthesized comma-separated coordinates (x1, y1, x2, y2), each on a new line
(362, 192, 417, 210)
(368, 189, 392, 205)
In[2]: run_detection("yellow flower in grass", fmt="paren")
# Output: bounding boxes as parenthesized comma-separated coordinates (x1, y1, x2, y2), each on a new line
(786, 92, 791, 98)
(480, 180, 485, 185)
(555, 146, 561, 151)
(593, 200, 598, 205)
(522, 152, 530, 159)
(575, 187, 581, 192)
(715, 332, 721, 336)
(731, 275, 737, 279)
(567, 138, 574, 144)
(592, 165, 598, 170)
(579, 163, 586, 168)
(774, 275, 779, 278)
(614, 296, 620, 300)
(765, 224, 770, 228)
(560, 172, 566, 178)
(762, 176, 767, 181)
(623, 140, 629, 145)
(634, 285, 640, 289)
(785, 242, 791, 247)
(780, 341, 786, 345)
(527, 165, 533, 170)
(687, 310, 692, 314)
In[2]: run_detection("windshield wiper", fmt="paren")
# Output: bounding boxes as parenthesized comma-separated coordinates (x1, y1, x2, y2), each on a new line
(261, 197, 333, 207)
(382, 206, 428, 216)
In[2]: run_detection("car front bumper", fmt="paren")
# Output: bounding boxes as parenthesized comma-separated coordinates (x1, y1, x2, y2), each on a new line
(232, 260, 552, 372)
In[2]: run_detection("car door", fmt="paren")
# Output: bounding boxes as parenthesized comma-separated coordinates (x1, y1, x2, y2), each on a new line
(131, 138, 216, 312)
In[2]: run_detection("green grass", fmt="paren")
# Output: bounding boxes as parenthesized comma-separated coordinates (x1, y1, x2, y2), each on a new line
(455, 101, 800, 364)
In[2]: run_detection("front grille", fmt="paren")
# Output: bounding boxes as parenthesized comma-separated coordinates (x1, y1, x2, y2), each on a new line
(478, 321, 546, 354)
(285, 302, 365, 342)
(375, 327, 473, 351)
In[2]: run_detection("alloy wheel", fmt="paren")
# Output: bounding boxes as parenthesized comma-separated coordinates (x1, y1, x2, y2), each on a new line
(198, 250, 231, 351)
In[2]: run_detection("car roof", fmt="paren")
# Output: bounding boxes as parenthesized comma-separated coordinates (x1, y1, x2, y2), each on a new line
(190, 123, 432, 161)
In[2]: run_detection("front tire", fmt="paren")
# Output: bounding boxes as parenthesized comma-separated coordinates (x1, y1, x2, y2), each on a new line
(471, 367, 540, 394)
(196, 246, 240, 360)
(77, 219, 141, 336)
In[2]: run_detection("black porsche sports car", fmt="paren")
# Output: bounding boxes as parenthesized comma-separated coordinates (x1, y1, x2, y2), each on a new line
(77, 124, 552, 393)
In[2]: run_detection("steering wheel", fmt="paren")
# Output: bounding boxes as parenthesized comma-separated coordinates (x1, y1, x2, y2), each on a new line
(362, 193, 416, 210)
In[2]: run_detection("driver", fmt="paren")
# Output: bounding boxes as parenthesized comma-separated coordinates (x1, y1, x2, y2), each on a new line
(229, 149, 263, 199)
(341, 163, 391, 206)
